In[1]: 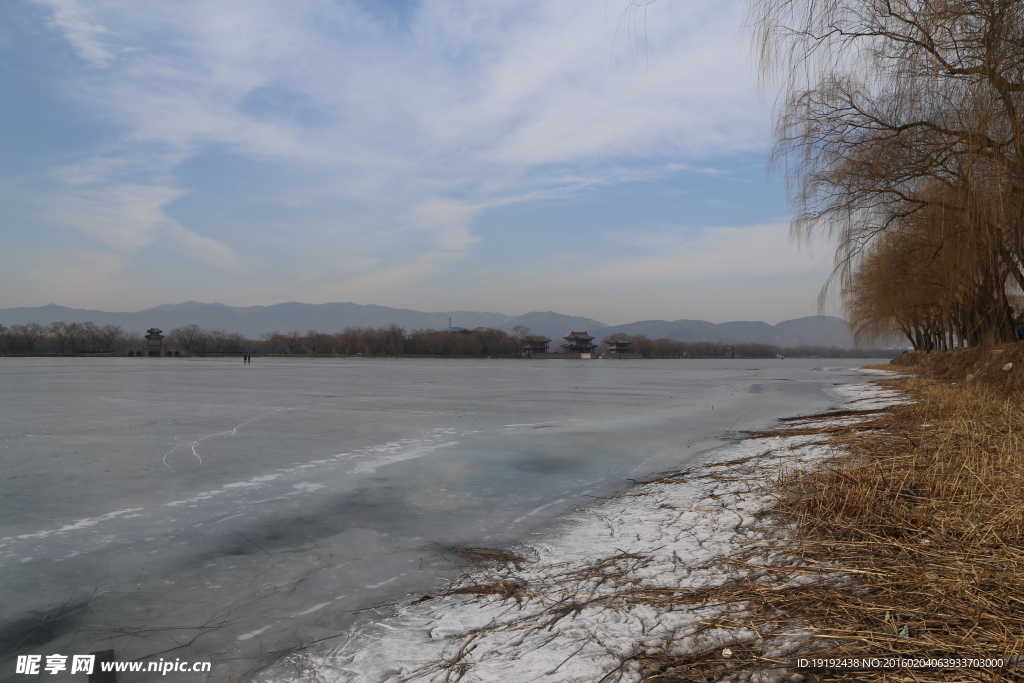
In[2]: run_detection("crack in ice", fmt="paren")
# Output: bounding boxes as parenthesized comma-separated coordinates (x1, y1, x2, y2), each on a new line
(161, 411, 279, 469)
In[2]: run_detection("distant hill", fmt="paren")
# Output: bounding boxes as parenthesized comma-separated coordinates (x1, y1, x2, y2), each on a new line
(0, 302, 870, 348)
(499, 311, 610, 342)
(594, 316, 858, 348)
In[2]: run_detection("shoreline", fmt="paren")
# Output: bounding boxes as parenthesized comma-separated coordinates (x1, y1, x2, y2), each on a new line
(0, 353, 897, 360)
(259, 373, 908, 683)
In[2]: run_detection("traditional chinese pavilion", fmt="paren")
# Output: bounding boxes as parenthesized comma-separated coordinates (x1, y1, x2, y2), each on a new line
(145, 328, 164, 357)
(561, 331, 597, 354)
(521, 335, 551, 357)
(603, 333, 634, 356)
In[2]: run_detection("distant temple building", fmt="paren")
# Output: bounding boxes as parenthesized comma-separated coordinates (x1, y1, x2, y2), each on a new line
(603, 333, 634, 356)
(145, 328, 164, 357)
(561, 331, 597, 355)
(521, 335, 551, 357)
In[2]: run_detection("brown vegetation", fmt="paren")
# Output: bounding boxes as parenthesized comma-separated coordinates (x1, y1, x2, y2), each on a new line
(639, 372, 1024, 680)
(617, 354, 1024, 681)
(0, 321, 132, 353)
(624, 337, 890, 359)
(752, 0, 1024, 350)
(892, 343, 1024, 393)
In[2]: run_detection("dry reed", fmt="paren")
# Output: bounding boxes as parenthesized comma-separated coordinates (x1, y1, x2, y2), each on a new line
(632, 367, 1024, 681)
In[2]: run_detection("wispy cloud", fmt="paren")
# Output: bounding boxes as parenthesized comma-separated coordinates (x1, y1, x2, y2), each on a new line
(3, 0, 809, 317)
(36, 0, 766, 201)
(406, 199, 482, 251)
(41, 181, 243, 270)
(33, 0, 115, 67)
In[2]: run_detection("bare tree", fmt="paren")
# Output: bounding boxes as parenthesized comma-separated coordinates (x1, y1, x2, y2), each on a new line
(303, 330, 325, 354)
(96, 324, 123, 352)
(752, 0, 1024, 346)
(260, 331, 287, 353)
(316, 333, 336, 355)
(335, 328, 363, 355)
(64, 322, 83, 353)
(844, 188, 1006, 349)
(207, 330, 228, 353)
(17, 323, 46, 352)
(284, 331, 302, 354)
(0, 323, 61, 352)
(511, 324, 531, 356)
(81, 322, 103, 352)
(49, 321, 71, 353)
(170, 324, 205, 353)
(382, 324, 406, 355)
(121, 332, 144, 352)
(226, 332, 246, 352)
(74, 322, 123, 353)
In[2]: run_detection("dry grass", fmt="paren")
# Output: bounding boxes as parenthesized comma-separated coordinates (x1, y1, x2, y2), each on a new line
(410, 546, 534, 603)
(445, 546, 529, 571)
(891, 345, 1024, 394)
(634, 371, 1024, 681)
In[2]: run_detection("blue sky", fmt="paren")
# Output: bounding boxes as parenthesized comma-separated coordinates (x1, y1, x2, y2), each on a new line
(0, 0, 835, 324)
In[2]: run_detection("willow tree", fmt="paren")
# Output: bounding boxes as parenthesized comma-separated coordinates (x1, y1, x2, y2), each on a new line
(750, 0, 1024, 346)
(845, 181, 1017, 348)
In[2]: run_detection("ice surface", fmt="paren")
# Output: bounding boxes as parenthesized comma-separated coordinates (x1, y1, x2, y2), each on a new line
(258, 378, 906, 683)
(0, 357, 888, 681)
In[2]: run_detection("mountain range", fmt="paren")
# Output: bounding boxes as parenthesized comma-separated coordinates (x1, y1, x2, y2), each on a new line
(0, 301, 869, 348)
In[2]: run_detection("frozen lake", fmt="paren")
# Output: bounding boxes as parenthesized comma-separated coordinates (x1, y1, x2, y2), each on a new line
(0, 357, 881, 681)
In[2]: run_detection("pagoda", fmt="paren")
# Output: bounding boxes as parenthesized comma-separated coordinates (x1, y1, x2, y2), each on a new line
(561, 331, 597, 354)
(145, 328, 164, 357)
(603, 333, 634, 356)
(521, 335, 551, 357)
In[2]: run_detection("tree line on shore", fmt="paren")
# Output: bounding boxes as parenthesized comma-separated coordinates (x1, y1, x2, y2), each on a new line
(0, 321, 893, 358)
(0, 322, 136, 353)
(753, 0, 1024, 350)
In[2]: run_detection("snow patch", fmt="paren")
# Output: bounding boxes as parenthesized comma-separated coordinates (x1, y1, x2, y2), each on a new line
(237, 626, 272, 641)
(17, 508, 144, 540)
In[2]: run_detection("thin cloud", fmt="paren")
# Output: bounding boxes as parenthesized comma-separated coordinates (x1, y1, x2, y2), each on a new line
(37, 0, 765, 192)
(43, 184, 188, 250)
(406, 199, 482, 251)
(162, 224, 246, 272)
(33, 0, 115, 68)
(5, 0, 814, 319)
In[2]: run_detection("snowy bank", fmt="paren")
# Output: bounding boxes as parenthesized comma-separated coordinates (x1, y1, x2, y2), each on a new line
(260, 378, 907, 683)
